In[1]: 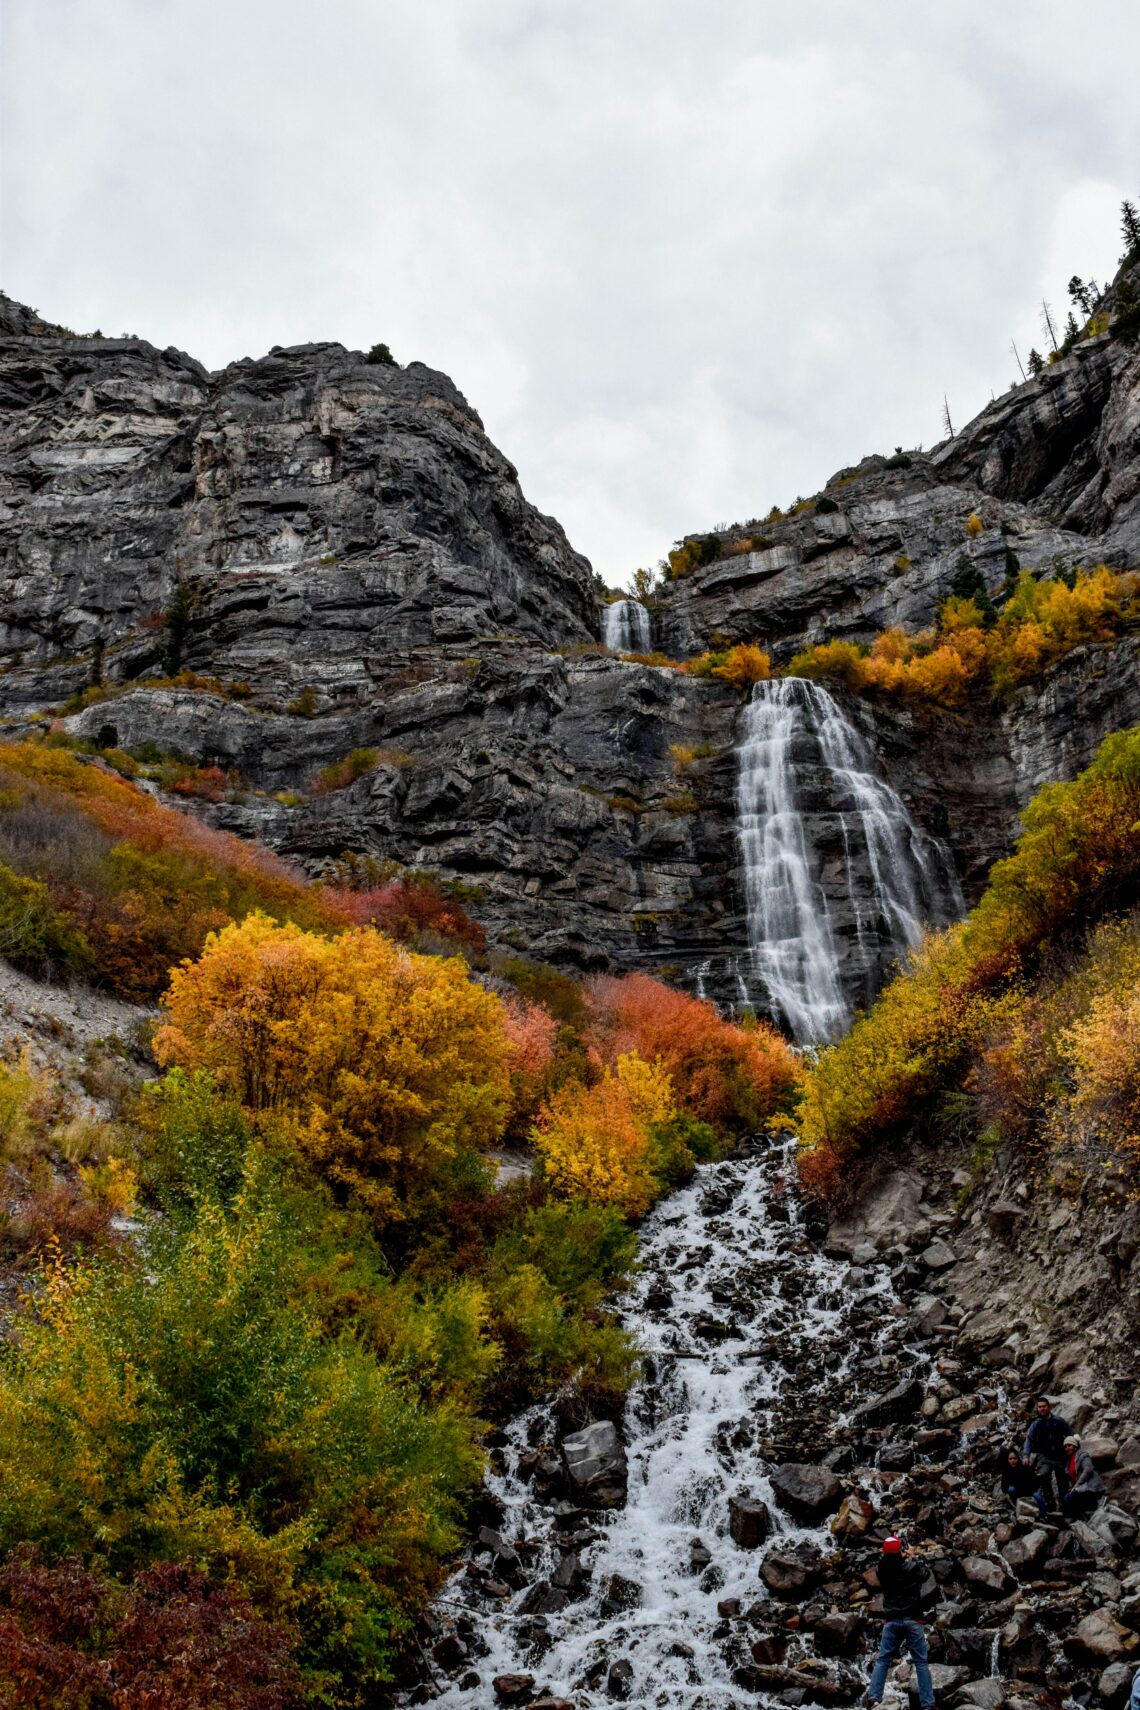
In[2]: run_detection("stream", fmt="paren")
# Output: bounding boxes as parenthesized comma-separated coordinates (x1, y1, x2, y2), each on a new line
(420, 1137, 927, 1708)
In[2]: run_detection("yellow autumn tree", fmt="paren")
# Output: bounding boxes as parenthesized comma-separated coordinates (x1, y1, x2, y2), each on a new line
(154, 913, 511, 1224)
(530, 1053, 677, 1215)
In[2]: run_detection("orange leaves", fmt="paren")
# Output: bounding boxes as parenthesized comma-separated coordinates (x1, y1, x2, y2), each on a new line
(787, 565, 1140, 709)
(530, 1055, 673, 1214)
(154, 914, 511, 1224)
(711, 644, 772, 688)
(586, 971, 798, 1132)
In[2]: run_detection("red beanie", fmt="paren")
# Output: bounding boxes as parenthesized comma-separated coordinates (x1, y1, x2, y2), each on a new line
(882, 1537, 903, 1554)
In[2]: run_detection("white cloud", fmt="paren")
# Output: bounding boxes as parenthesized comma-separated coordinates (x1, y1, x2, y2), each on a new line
(2, 0, 1138, 583)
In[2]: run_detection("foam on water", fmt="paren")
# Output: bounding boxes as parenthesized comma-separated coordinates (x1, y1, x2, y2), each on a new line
(423, 1139, 908, 1708)
(736, 678, 963, 1044)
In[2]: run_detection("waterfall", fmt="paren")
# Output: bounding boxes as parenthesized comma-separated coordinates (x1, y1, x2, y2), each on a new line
(603, 598, 652, 653)
(736, 677, 962, 1045)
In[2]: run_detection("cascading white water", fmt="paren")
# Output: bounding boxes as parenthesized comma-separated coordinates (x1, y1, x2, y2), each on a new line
(418, 1138, 911, 1709)
(603, 599, 652, 653)
(736, 678, 962, 1045)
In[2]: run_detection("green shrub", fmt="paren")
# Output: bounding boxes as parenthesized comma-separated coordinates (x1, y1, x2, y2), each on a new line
(0, 862, 93, 976)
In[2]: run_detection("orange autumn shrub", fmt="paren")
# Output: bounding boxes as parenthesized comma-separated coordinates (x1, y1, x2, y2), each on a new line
(586, 971, 798, 1133)
(712, 644, 772, 688)
(322, 873, 486, 953)
(154, 914, 511, 1225)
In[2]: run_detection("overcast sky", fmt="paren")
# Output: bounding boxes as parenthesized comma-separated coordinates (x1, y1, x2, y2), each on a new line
(2, 2, 1137, 585)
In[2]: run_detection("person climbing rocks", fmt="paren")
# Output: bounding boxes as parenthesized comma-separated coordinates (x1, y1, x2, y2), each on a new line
(1022, 1396, 1071, 1513)
(1130, 1663, 1140, 1710)
(1001, 1447, 1046, 1519)
(863, 1536, 936, 1710)
(1061, 1434, 1106, 1520)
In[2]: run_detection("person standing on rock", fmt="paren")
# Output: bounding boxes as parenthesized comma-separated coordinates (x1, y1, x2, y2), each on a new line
(1022, 1396, 1071, 1513)
(1061, 1434, 1105, 1520)
(1130, 1664, 1140, 1710)
(863, 1536, 936, 1710)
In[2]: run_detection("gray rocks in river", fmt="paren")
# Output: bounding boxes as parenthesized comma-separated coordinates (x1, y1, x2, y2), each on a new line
(559, 1420, 628, 1509)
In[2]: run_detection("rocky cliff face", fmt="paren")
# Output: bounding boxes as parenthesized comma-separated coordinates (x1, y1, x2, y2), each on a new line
(3, 288, 1140, 1011)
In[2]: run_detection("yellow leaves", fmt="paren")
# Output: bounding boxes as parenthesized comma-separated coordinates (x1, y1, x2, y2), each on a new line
(78, 1155, 138, 1217)
(154, 913, 511, 1225)
(966, 512, 984, 537)
(711, 643, 772, 688)
(786, 565, 1140, 710)
(531, 1054, 666, 1215)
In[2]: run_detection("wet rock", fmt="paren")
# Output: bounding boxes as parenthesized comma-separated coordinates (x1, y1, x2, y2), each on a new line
(750, 1634, 789, 1664)
(1000, 1528, 1050, 1577)
(431, 1632, 469, 1670)
(718, 1597, 743, 1618)
(550, 1552, 590, 1597)
(849, 1378, 924, 1430)
(831, 1495, 876, 1539)
(1098, 1661, 1136, 1704)
(760, 1544, 825, 1599)
(492, 1675, 535, 1704)
(606, 1658, 634, 1700)
(560, 1421, 627, 1509)
(812, 1612, 865, 1657)
(668, 1641, 695, 1660)
(689, 1538, 713, 1573)
(601, 1572, 641, 1614)
(961, 1556, 1015, 1597)
(729, 1495, 772, 1548)
(1068, 1610, 1140, 1663)
(770, 1463, 844, 1523)
(878, 1442, 915, 1472)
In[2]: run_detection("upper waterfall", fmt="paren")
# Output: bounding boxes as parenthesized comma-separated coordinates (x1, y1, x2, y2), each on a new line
(735, 676, 962, 1044)
(603, 598, 652, 653)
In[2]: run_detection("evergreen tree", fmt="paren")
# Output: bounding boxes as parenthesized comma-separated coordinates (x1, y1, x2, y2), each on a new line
(1027, 347, 1045, 376)
(1068, 275, 1093, 316)
(1122, 200, 1140, 259)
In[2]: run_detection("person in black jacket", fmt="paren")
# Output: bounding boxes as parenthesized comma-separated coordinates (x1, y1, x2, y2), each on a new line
(1002, 1447, 1046, 1518)
(1023, 1396, 1071, 1512)
(864, 1536, 935, 1709)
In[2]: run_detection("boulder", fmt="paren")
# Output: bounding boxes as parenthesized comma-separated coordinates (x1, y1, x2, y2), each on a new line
(825, 1168, 925, 1255)
(1086, 1433, 1121, 1468)
(1068, 1610, 1140, 1663)
(920, 1238, 958, 1272)
(832, 1494, 876, 1539)
(560, 1420, 627, 1508)
(607, 1658, 634, 1700)
(1097, 1662, 1136, 1704)
(1000, 1528, 1049, 1577)
(953, 1681, 1005, 1709)
(759, 1544, 824, 1599)
(812, 1611, 864, 1657)
(729, 1495, 772, 1548)
(961, 1555, 1014, 1596)
(849, 1378, 924, 1430)
(492, 1676, 536, 1705)
(770, 1463, 844, 1523)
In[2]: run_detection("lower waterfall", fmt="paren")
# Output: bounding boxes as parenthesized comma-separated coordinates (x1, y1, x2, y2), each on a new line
(736, 677, 962, 1044)
(603, 599, 652, 653)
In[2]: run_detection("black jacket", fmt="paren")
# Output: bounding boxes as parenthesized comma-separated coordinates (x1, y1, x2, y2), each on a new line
(878, 1554, 928, 1621)
(1003, 1461, 1040, 1500)
(1024, 1412, 1070, 1463)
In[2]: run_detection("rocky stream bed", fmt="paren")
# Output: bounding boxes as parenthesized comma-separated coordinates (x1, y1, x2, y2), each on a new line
(405, 1139, 1140, 1710)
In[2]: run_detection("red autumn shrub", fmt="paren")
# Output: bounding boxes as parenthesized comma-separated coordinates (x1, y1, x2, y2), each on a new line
(323, 874, 486, 953)
(0, 1552, 301, 1710)
(586, 972, 799, 1133)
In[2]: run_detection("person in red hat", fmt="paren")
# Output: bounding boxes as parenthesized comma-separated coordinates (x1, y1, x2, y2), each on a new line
(863, 1536, 935, 1709)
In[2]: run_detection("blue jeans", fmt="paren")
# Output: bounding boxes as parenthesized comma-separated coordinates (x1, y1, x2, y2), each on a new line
(867, 1619, 935, 1707)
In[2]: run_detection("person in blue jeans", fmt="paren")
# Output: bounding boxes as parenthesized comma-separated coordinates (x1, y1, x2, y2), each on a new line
(864, 1536, 935, 1709)
(1130, 1666, 1139, 1710)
